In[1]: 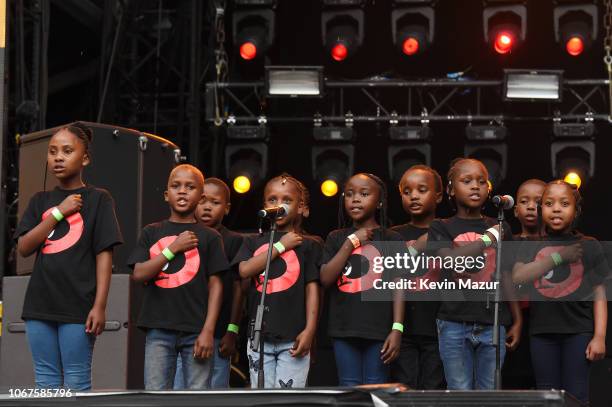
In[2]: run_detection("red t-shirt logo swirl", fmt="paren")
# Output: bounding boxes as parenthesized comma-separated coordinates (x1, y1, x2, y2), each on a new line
(253, 243, 300, 294)
(149, 235, 200, 289)
(41, 207, 84, 254)
(534, 245, 583, 298)
(453, 232, 495, 283)
(337, 244, 382, 293)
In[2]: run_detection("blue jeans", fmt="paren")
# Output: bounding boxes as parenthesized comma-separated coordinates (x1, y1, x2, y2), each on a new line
(144, 329, 212, 390)
(436, 319, 506, 390)
(174, 338, 230, 389)
(530, 333, 591, 403)
(25, 319, 95, 390)
(332, 338, 389, 386)
(247, 339, 310, 388)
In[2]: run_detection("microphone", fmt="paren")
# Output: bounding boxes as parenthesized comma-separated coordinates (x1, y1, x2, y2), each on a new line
(491, 195, 514, 210)
(258, 204, 289, 219)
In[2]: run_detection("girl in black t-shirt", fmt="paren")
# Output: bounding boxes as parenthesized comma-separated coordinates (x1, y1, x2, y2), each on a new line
(320, 173, 404, 386)
(16, 123, 123, 390)
(236, 174, 320, 389)
(390, 165, 445, 389)
(512, 180, 607, 403)
(427, 158, 522, 390)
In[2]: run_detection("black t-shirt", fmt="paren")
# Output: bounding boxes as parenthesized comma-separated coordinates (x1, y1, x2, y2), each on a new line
(127, 220, 229, 333)
(427, 216, 513, 326)
(233, 231, 320, 341)
(214, 225, 244, 339)
(515, 233, 608, 335)
(322, 227, 405, 341)
(15, 186, 123, 324)
(390, 223, 439, 337)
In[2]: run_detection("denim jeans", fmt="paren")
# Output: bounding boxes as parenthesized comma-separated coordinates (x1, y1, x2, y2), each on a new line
(174, 337, 230, 389)
(530, 333, 591, 403)
(332, 338, 389, 386)
(25, 319, 95, 390)
(436, 319, 506, 390)
(247, 339, 310, 388)
(144, 328, 212, 390)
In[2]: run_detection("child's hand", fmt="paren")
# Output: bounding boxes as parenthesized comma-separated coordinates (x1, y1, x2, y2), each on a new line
(290, 329, 314, 358)
(57, 194, 83, 217)
(169, 231, 198, 254)
(559, 243, 583, 264)
(194, 330, 214, 359)
(354, 228, 373, 245)
(85, 305, 105, 336)
(280, 232, 303, 251)
(380, 330, 401, 364)
(505, 322, 522, 351)
(218, 331, 237, 359)
(586, 336, 606, 361)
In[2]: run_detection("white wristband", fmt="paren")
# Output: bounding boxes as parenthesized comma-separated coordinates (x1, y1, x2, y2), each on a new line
(486, 227, 500, 243)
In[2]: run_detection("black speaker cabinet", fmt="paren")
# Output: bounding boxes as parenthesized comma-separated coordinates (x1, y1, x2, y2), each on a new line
(0, 275, 136, 390)
(16, 121, 181, 276)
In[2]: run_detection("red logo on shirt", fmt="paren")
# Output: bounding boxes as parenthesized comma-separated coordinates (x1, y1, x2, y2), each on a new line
(41, 208, 84, 254)
(534, 245, 583, 298)
(406, 240, 441, 292)
(149, 236, 200, 289)
(253, 244, 300, 294)
(453, 232, 496, 283)
(337, 244, 382, 293)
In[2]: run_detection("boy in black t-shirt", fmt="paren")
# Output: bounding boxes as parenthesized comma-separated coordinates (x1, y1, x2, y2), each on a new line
(234, 174, 320, 389)
(128, 165, 228, 390)
(390, 165, 445, 390)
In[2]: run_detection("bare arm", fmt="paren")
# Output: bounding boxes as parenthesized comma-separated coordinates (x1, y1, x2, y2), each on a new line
(229, 279, 243, 325)
(17, 216, 59, 257)
(93, 250, 113, 311)
(320, 238, 354, 287)
(593, 285, 607, 342)
(304, 281, 320, 333)
(203, 275, 223, 335)
(238, 249, 282, 279)
(512, 259, 556, 284)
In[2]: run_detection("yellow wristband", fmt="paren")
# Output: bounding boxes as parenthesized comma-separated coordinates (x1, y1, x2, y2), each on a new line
(392, 322, 404, 333)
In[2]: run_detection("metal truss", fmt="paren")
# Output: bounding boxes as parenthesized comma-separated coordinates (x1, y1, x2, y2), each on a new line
(205, 78, 612, 125)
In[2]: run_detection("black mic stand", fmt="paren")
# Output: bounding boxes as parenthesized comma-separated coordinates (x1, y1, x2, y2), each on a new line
(492, 205, 505, 390)
(250, 215, 280, 388)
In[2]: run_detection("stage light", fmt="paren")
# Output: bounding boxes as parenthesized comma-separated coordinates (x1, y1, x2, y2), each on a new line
(564, 172, 582, 189)
(321, 179, 339, 197)
(503, 70, 563, 102)
(233, 8, 275, 62)
(322, 8, 364, 62)
(483, 2, 526, 55)
(554, 4, 597, 57)
(465, 124, 508, 188)
(391, 2, 434, 57)
(233, 175, 252, 194)
(551, 122, 595, 187)
(265, 66, 324, 97)
(388, 125, 432, 185)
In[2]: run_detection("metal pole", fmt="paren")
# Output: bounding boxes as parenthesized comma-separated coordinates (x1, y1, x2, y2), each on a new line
(188, 0, 201, 165)
(0, 0, 9, 283)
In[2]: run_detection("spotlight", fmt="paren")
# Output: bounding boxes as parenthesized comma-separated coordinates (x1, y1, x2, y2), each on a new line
(554, 4, 597, 57)
(233, 7, 275, 62)
(225, 125, 268, 194)
(465, 124, 508, 188)
(321, 179, 340, 197)
(564, 171, 582, 189)
(483, 2, 526, 55)
(388, 126, 432, 185)
(322, 8, 364, 62)
(265, 66, 324, 97)
(312, 122, 354, 197)
(551, 122, 595, 187)
(233, 175, 252, 194)
(391, 2, 435, 57)
(503, 70, 563, 102)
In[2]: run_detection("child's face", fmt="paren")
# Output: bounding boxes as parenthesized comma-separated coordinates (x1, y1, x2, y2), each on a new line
(449, 160, 489, 210)
(263, 179, 303, 227)
(47, 129, 89, 181)
(196, 183, 229, 227)
(541, 183, 577, 234)
(344, 174, 381, 223)
(399, 169, 441, 218)
(164, 168, 204, 216)
(514, 182, 545, 229)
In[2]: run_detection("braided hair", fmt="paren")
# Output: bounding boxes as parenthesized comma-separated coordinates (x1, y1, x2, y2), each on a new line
(399, 164, 443, 193)
(538, 179, 583, 235)
(264, 173, 308, 230)
(338, 173, 388, 240)
(57, 122, 94, 157)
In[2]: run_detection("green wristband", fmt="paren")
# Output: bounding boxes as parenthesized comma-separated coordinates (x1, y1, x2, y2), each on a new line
(480, 234, 492, 247)
(273, 241, 286, 254)
(392, 322, 404, 333)
(162, 247, 175, 262)
(227, 323, 239, 334)
(551, 252, 563, 267)
(51, 207, 64, 222)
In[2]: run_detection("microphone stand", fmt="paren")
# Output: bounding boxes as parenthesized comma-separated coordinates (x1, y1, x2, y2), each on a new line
(492, 205, 505, 390)
(250, 215, 279, 389)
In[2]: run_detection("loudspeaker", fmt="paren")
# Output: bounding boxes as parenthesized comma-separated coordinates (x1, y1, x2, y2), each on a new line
(0, 275, 138, 390)
(15, 121, 181, 276)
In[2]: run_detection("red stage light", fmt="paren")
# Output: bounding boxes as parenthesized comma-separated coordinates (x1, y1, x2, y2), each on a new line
(494, 32, 514, 54)
(402, 37, 420, 56)
(240, 42, 257, 60)
(331, 43, 348, 61)
(566, 36, 584, 56)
